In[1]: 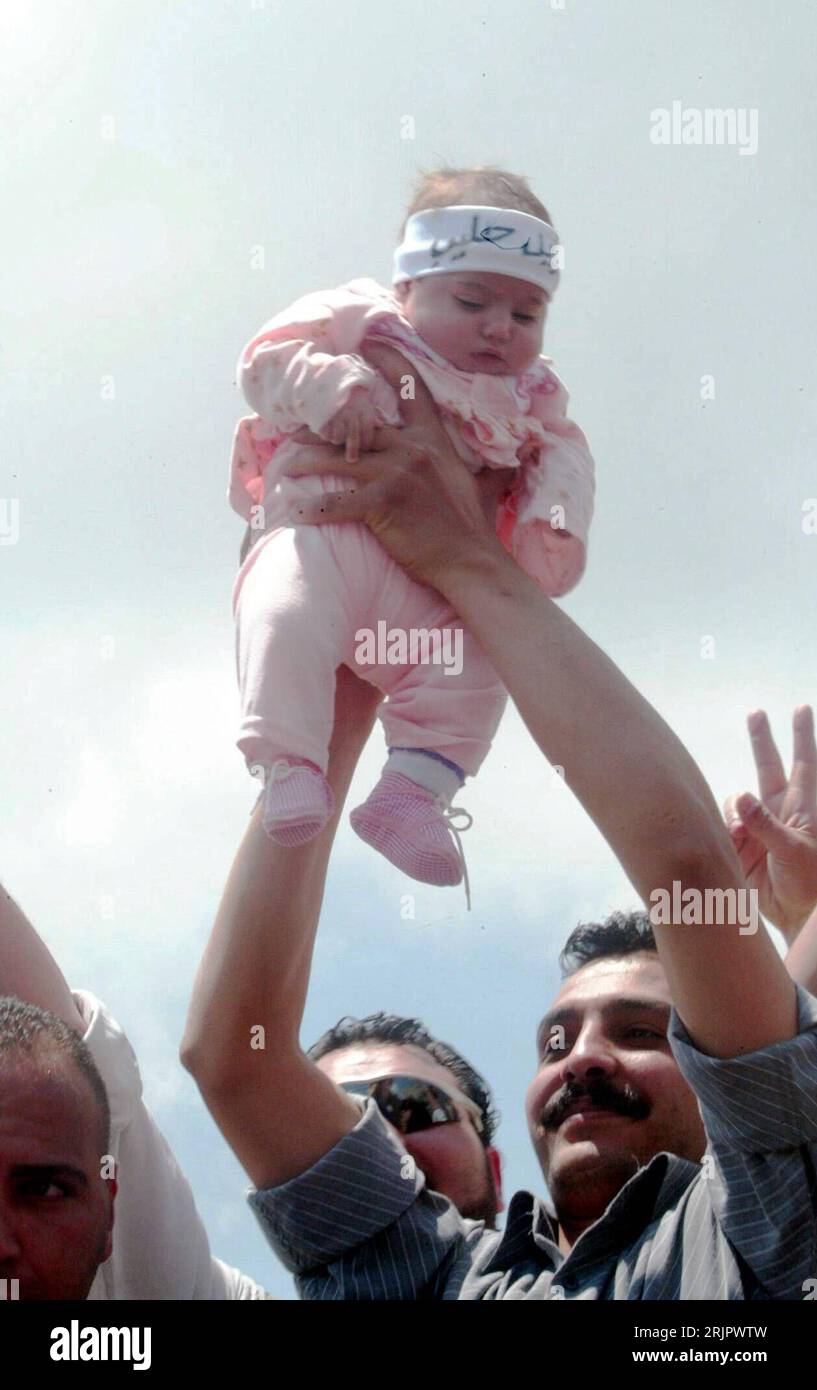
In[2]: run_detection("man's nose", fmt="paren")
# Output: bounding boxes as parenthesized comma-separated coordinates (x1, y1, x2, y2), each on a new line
(563, 1023, 617, 1084)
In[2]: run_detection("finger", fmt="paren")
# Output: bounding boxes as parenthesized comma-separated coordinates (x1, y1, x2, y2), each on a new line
(723, 793, 760, 867)
(357, 417, 373, 454)
(723, 793, 747, 843)
(369, 425, 392, 451)
(358, 341, 418, 390)
(345, 415, 361, 463)
(360, 344, 443, 433)
(282, 447, 366, 480)
(747, 709, 787, 804)
(734, 791, 802, 858)
(399, 375, 442, 428)
(790, 704, 817, 808)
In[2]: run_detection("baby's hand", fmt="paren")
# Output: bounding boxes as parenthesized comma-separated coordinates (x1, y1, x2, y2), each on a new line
(321, 387, 383, 462)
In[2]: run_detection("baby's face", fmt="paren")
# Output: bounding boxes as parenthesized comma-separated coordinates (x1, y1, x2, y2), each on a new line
(396, 270, 548, 376)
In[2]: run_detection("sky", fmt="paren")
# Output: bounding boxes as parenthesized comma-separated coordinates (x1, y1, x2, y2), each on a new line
(2, 0, 816, 1300)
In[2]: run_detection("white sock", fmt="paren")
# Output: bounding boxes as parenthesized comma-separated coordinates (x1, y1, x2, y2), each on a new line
(385, 749, 464, 800)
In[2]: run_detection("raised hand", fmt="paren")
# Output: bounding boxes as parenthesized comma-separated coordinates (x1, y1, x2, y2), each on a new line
(723, 705, 817, 942)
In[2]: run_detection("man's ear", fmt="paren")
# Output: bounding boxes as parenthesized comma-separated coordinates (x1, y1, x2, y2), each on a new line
(486, 1146, 504, 1215)
(393, 280, 411, 305)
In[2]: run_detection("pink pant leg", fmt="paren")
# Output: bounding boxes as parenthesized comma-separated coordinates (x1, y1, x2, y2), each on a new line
(352, 564, 507, 777)
(376, 633, 507, 775)
(234, 523, 371, 773)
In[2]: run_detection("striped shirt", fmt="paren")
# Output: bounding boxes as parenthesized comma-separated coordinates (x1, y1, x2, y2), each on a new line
(249, 987, 817, 1299)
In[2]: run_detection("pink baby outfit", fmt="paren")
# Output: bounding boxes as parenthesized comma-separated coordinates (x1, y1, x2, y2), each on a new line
(229, 278, 595, 788)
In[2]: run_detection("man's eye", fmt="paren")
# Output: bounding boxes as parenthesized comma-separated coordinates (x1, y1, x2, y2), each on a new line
(19, 1179, 70, 1200)
(624, 1028, 662, 1041)
(455, 298, 483, 311)
(513, 313, 536, 323)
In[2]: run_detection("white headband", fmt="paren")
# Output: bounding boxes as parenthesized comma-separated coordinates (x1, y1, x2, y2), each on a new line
(393, 205, 561, 295)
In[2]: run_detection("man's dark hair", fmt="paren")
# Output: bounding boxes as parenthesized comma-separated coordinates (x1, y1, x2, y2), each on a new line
(308, 1012, 499, 1146)
(0, 996, 111, 1151)
(559, 910, 657, 979)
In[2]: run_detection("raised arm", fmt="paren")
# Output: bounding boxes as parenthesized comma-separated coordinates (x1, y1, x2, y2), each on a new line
(0, 884, 85, 1031)
(284, 351, 796, 1058)
(181, 668, 382, 1188)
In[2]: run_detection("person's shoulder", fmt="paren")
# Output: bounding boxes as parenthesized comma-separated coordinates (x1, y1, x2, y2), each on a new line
(70, 989, 143, 1124)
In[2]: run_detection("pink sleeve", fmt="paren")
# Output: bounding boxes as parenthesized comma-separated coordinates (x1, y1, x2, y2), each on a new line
(228, 415, 280, 521)
(237, 287, 402, 435)
(497, 367, 596, 595)
(497, 507, 588, 596)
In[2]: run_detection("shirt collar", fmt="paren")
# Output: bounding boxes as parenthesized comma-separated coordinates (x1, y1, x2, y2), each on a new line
(484, 1152, 700, 1276)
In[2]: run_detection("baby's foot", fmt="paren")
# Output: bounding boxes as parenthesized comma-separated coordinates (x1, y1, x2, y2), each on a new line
(350, 771, 471, 888)
(259, 761, 333, 846)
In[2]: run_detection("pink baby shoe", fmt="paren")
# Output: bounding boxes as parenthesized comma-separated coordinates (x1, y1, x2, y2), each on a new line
(350, 771, 472, 895)
(261, 761, 333, 846)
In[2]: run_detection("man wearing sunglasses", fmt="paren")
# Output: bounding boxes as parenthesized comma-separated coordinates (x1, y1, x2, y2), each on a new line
(308, 1014, 502, 1226)
(183, 354, 817, 1300)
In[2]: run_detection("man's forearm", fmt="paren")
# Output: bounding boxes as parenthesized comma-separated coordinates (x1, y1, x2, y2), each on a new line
(181, 671, 379, 1186)
(182, 677, 377, 1077)
(181, 809, 332, 1079)
(438, 546, 726, 888)
(181, 800, 365, 1185)
(437, 546, 796, 1056)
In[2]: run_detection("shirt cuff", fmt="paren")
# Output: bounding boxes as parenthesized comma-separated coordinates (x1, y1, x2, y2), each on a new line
(669, 984, 817, 1153)
(247, 1100, 424, 1275)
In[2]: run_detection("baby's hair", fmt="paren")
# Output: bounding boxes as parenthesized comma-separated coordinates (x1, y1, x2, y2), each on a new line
(400, 165, 555, 237)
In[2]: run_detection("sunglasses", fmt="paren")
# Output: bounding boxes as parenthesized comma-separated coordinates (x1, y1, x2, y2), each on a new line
(339, 1074, 484, 1136)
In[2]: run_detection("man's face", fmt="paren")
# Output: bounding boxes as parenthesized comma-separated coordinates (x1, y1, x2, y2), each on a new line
(526, 954, 706, 1228)
(397, 271, 547, 375)
(0, 1057, 115, 1299)
(317, 1042, 502, 1225)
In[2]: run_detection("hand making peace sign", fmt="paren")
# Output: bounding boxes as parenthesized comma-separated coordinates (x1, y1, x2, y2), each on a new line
(724, 705, 817, 942)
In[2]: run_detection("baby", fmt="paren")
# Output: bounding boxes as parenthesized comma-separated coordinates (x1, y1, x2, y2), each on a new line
(229, 166, 595, 896)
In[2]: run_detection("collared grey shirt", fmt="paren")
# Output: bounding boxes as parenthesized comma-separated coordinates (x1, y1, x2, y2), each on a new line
(249, 988, 817, 1299)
